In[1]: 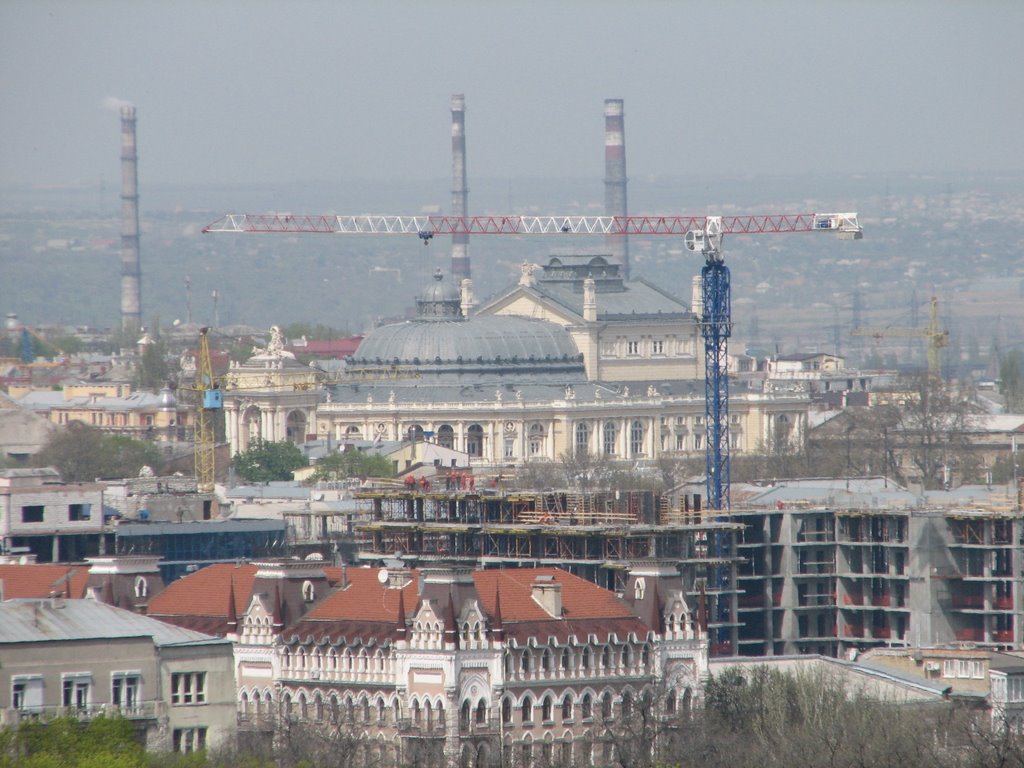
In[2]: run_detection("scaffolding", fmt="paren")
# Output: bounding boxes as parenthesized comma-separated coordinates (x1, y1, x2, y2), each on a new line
(351, 488, 742, 649)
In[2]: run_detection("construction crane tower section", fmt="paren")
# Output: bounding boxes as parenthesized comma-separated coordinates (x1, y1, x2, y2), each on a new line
(193, 328, 222, 493)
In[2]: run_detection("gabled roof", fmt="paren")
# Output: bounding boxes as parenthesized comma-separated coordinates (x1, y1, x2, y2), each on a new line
(0, 564, 90, 599)
(283, 566, 650, 647)
(147, 562, 342, 636)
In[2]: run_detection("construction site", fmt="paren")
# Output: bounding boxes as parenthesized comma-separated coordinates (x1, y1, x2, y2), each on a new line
(351, 487, 742, 655)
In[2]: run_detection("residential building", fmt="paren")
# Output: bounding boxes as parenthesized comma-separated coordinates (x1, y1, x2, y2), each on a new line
(0, 468, 109, 562)
(0, 598, 236, 754)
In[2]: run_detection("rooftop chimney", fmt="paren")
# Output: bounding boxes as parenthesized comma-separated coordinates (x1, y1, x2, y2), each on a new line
(450, 94, 470, 281)
(531, 574, 562, 618)
(119, 105, 141, 333)
(604, 98, 629, 280)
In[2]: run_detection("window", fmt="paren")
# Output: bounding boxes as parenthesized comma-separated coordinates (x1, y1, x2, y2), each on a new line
(12, 676, 43, 711)
(21, 505, 44, 524)
(602, 422, 617, 456)
(542, 696, 553, 722)
(62, 674, 91, 710)
(171, 672, 207, 705)
(172, 727, 207, 754)
(529, 424, 545, 456)
(652, 340, 664, 355)
(626, 341, 639, 356)
(575, 422, 590, 454)
(68, 503, 91, 521)
(112, 673, 141, 710)
(134, 576, 148, 598)
(561, 695, 573, 722)
(521, 697, 534, 723)
(466, 424, 484, 458)
(630, 420, 645, 456)
(581, 694, 593, 720)
(504, 437, 515, 459)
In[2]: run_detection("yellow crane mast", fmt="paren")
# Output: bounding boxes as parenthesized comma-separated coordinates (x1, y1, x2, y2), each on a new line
(193, 327, 222, 493)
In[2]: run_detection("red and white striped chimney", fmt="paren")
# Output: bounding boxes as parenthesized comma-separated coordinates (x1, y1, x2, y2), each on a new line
(119, 105, 141, 332)
(604, 98, 629, 280)
(450, 94, 470, 281)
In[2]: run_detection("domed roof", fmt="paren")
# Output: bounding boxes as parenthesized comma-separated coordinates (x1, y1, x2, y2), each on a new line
(351, 315, 583, 374)
(419, 269, 461, 304)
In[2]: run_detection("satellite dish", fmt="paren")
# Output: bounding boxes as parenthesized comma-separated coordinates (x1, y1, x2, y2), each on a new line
(377, 569, 389, 585)
(173, 318, 181, 327)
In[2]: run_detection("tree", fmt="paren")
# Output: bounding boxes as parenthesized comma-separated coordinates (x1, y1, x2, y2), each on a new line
(308, 450, 394, 483)
(0, 715, 147, 768)
(233, 439, 308, 482)
(33, 422, 164, 481)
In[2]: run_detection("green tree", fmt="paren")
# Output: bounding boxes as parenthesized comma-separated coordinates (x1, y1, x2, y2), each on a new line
(308, 450, 393, 483)
(0, 715, 147, 768)
(233, 439, 308, 482)
(33, 422, 164, 481)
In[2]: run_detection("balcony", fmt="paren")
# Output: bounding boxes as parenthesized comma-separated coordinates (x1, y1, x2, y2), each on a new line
(0, 702, 163, 727)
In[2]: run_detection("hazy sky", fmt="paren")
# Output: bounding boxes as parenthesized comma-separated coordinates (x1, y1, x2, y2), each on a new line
(1, 0, 1021, 189)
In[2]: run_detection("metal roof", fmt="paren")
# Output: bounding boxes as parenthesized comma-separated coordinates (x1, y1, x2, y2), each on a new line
(0, 599, 227, 646)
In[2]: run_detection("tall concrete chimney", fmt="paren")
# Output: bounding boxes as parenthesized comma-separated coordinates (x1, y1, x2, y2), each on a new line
(119, 105, 141, 333)
(604, 98, 629, 280)
(450, 94, 470, 281)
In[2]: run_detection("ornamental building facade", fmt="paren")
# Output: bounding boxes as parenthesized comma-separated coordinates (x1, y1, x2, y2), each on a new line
(223, 258, 809, 465)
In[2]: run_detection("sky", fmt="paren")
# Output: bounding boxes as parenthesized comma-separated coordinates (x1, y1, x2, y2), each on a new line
(1, 0, 1022, 190)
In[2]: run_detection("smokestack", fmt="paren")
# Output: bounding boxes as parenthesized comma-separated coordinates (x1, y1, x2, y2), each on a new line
(119, 105, 141, 332)
(604, 98, 629, 280)
(450, 94, 470, 281)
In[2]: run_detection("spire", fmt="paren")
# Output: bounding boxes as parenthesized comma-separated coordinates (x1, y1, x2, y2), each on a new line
(491, 584, 504, 641)
(395, 589, 408, 639)
(226, 575, 238, 632)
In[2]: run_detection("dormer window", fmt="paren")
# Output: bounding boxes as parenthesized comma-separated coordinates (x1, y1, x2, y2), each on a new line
(634, 577, 646, 601)
(302, 580, 315, 602)
(134, 576, 148, 599)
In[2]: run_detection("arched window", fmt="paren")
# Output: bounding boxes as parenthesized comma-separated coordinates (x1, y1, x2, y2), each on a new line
(133, 576, 148, 598)
(601, 692, 612, 720)
(561, 695, 573, 722)
(286, 410, 308, 445)
(630, 420, 645, 456)
(621, 690, 633, 719)
(541, 695, 553, 722)
(581, 693, 593, 720)
(561, 648, 571, 672)
(475, 699, 487, 725)
(575, 422, 590, 454)
(466, 424, 484, 457)
(521, 650, 531, 674)
(602, 422, 617, 456)
(407, 424, 424, 442)
(502, 697, 512, 724)
(437, 424, 455, 450)
(601, 645, 611, 669)
(302, 580, 315, 602)
(665, 689, 677, 715)
(529, 423, 545, 456)
(521, 696, 534, 723)
(582, 647, 592, 671)
(378, 697, 386, 724)
(541, 650, 552, 673)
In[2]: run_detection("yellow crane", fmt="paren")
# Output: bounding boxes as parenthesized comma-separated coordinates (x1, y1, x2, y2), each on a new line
(852, 296, 949, 376)
(192, 328, 221, 493)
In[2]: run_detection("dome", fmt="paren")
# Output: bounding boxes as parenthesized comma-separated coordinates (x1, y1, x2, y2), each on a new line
(351, 315, 583, 374)
(416, 269, 462, 319)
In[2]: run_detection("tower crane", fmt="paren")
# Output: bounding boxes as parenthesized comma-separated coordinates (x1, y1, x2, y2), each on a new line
(204, 211, 862, 512)
(179, 328, 222, 493)
(851, 296, 948, 377)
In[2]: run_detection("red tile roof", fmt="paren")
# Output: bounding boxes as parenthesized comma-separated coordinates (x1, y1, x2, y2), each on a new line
(286, 566, 650, 646)
(0, 564, 89, 599)
(148, 563, 260, 619)
(147, 563, 342, 636)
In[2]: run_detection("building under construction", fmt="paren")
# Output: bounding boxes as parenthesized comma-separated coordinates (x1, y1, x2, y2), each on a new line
(352, 487, 741, 655)
(731, 484, 1024, 657)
